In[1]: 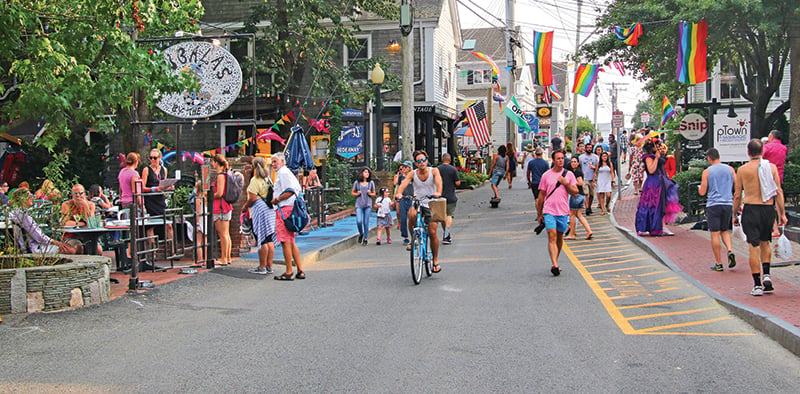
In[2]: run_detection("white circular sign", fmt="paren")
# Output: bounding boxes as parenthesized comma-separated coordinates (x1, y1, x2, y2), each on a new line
(156, 41, 242, 119)
(678, 113, 708, 140)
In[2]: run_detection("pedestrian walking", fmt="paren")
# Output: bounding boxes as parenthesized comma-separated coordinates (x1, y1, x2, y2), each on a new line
(437, 153, 460, 244)
(489, 145, 509, 200)
(244, 157, 276, 275)
(579, 144, 598, 215)
(733, 139, 787, 296)
(526, 147, 550, 200)
(351, 167, 376, 246)
(698, 148, 737, 272)
(211, 154, 233, 265)
(628, 132, 645, 194)
(536, 150, 579, 276)
(634, 138, 682, 236)
(619, 130, 628, 163)
(395, 150, 443, 273)
(521, 143, 535, 169)
(565, 156, 592, 240)
(271, 152, 305, 281)
(374, 187, 393, 245)
(595, 151, 616, 215)
(393, 161, 414, 245)
(762, 130, 786, 183)
(506, 142, 517, 189)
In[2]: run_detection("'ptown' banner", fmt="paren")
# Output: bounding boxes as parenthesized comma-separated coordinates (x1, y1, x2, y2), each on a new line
(713, 112, 749, 162)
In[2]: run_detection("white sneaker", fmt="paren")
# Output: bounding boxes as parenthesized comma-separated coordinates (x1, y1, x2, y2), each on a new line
(762, 275, 773, 292)
(751, 285, 764, 296)
(248, 267, 269, 275)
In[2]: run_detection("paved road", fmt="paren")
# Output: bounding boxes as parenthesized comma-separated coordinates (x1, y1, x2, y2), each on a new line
(1, 176, 799, 392)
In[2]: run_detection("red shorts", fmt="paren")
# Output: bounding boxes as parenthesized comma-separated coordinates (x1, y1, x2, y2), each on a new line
(275, 205, 295, 243)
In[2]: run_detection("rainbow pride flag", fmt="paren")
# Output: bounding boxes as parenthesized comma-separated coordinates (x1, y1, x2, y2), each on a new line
(614, 23, 643, 46)
(661, 96, 676, 127)
(676, 20, 708, 85)
(572, 64, 600, 97)
(470, 51, 500, 81)
(533, 31, 553, 86)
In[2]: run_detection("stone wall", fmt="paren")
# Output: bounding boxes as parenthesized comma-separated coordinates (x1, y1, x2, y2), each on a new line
(0, 255, 112, 314)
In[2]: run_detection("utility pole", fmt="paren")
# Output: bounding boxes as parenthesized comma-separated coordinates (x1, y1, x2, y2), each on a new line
(400, 0, 414, 162)
(593, 83, 599, 136)
(570, 0, 582, 150)
(505, 0, 516, 145)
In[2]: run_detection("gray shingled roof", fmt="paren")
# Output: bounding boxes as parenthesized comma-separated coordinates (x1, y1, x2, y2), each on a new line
(458, 28, 507, 62)
(200, 0, 445, 25)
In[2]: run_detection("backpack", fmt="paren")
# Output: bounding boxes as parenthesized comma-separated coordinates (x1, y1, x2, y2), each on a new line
(278, 188, 309, 233)
(223, 170, 244, 204)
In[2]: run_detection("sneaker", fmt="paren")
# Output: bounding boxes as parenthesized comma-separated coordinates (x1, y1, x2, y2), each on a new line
(751, 285, 764, 296)
(550, 265, 561, 276)
(585, 208, 592, 216)
(357, 235, 363, 244)
(376, 240, 381, 245)
(266, 266, 274, 274)
(710, 263, 723, 272)
(362, 239, 368, 246)
(248, 267, 269, 275)
(442, 236, 452, 245)
(403, 238, 410, 245)
(387, 238, 392, 244)
(762, 275, 773, 292)
(727, 251, 736, 268)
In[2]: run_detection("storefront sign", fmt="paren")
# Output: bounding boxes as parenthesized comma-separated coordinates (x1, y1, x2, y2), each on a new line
(156, 41, 242, 119)
(523, 113, 539, 133)
(415, 105, 434, 113)
(342, 109, 364, 118)
(336, 125, 363, 159)
(310, 135, 330, 166)
(538, 117, 551, 129)
(713, 113, 750, 162)
(678, 113, 708, 140)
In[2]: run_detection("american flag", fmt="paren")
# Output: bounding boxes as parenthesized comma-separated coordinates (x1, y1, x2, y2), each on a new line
(465, 101, 491, 147)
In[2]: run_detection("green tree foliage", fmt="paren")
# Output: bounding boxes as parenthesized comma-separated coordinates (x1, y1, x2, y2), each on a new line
(241, 0, 397, 115)
(564, 116, 597, 138)
(581, 0, 796, 137)
(0, 0, 204, 150)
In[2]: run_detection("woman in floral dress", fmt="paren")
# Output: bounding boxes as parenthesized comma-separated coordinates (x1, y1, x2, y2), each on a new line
(627, 132, 645, 195)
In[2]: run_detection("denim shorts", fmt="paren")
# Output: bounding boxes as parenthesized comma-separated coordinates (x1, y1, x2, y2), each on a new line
(543, 214, 570, 233)
(491, 172, 505, 185)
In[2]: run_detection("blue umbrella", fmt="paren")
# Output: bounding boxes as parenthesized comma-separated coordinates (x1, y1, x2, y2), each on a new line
(284, 125, 316, 171)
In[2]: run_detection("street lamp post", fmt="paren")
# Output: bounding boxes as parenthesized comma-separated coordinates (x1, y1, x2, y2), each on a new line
(372, 63, 385, 171)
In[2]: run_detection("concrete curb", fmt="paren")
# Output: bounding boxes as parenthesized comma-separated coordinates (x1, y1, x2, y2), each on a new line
(609, 189, 800, 357)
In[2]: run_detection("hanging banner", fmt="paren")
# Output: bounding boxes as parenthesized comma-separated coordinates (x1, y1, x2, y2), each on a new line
(713, 113, 750, 162)
(156, 41, 243, 118)
(523, 113, 539, 134)
(336, 125, 363, 159)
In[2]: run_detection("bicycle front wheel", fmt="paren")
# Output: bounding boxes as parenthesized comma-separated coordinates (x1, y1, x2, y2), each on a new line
(410, 228, 424, 284)
(423, 232, 432, 277)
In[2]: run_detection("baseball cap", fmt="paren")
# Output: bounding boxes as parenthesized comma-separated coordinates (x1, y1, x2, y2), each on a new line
(402, 160, 413, 167)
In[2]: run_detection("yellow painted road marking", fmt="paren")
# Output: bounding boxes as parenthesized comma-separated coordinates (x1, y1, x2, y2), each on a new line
(581, 253, 641, 262)
(627, 307, 717, 321)
(572, 246, 632, 257)
(617, 296, 704, 310)
(584, 257, 646, 268)
(563, 244, 753, 336)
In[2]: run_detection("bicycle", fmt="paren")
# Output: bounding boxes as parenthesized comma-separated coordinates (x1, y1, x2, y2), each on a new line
(409, 195, 434, 284)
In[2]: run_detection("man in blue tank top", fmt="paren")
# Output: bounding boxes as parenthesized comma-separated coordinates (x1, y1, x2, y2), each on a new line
(699, 148, 737, 272)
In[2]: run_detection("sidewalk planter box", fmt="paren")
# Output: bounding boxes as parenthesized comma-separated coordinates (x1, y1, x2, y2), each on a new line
(0, 255, 112, 314)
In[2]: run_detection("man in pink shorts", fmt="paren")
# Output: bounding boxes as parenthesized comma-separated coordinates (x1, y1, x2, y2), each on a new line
(271, 152, 305, 281)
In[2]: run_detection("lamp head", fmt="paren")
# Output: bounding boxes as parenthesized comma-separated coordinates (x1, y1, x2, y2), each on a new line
(371, 63, 385, 85)
(727, 103, 737, 118)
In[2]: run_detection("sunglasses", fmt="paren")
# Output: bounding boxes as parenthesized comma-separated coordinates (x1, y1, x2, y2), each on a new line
(415, 158, 427, 163)
(72, 191, 86, 196)
(150, 156, 160, 160)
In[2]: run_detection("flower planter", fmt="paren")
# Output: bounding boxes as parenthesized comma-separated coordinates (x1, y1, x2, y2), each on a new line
(0, 254, 112, 314)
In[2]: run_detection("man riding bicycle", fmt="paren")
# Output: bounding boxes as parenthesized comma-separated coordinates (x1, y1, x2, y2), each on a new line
(395, 150, 443, 273)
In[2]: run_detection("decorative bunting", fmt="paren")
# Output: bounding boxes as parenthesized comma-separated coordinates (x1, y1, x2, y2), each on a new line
(572, 64, 601, 97)
(661, 96, 676, 127)
(676, 20, 708, 85)
(532, 31, 554, 86)
(610, 62, 626, 76)
(614, 23, 643, 46)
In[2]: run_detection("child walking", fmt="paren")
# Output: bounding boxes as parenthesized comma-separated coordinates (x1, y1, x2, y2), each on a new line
(374, 187, 394, 245)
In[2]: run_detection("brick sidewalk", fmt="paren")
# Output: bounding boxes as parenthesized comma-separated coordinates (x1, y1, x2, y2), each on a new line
(612, 186, 800, 329)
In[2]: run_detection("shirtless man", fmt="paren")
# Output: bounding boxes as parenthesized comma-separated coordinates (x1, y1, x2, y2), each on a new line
(733, 139, 787, 296)
(395, 150, 443, 272)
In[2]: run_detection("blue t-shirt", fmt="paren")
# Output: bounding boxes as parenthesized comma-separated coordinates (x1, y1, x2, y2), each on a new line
(579, 153, 599, 180)
(352, 180, 375, 209)
(706, 164, 734, 207)
(527, 158, 550, 185)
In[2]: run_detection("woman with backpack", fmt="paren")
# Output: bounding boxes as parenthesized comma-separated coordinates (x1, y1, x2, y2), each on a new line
(244, 157, 276, 275)
(211, 154, 233, 265)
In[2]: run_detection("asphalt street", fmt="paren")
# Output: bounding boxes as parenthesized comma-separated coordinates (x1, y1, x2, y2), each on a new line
(1, 175, 799, 392)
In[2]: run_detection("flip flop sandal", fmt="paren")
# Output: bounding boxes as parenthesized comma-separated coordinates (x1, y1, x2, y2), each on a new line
(274, 273, 294, 281)
(432, 264, 442, 273)
(585, 233, 593, 240)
